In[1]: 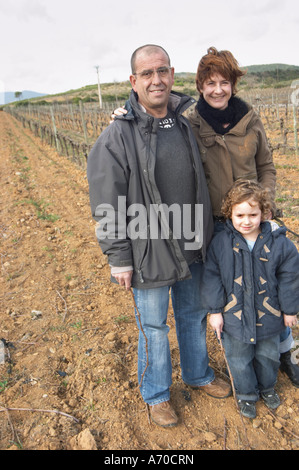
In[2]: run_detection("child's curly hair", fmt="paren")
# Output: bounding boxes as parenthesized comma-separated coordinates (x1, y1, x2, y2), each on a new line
(221, 179, 274, 220)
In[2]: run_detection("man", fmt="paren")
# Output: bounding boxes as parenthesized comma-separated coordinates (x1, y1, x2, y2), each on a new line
(87, 45, 231, 427)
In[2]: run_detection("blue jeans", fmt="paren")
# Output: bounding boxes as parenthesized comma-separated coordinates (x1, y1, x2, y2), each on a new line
(133, 262, 214, 405)
(222, 332, 281, 402)
(279, 326, 294, 353)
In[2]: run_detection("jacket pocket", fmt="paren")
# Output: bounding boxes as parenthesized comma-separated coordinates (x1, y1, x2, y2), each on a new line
(198, 135, 216, 163)
(131, 236, 148, 268)
(262, 296, 281, 317)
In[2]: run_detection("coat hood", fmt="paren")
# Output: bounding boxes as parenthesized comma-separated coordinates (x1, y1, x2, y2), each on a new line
(224, 219, 287, 239)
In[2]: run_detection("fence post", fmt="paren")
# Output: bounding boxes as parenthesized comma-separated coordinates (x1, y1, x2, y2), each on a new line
(291, 83, 299, 156)
(79, 100, 88, 144)
(293, 105, 298, 156)
(50, 106, 60, 152)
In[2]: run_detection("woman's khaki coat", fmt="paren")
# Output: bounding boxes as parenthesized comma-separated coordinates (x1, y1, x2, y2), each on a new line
(188, 106, 277, 217)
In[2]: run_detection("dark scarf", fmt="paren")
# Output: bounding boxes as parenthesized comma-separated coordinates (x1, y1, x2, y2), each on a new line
(196, 96, 248, 135)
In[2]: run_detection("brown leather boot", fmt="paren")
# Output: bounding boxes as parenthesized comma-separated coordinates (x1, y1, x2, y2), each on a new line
(150, 401, 178, 427)
(190, 376, 232, 398)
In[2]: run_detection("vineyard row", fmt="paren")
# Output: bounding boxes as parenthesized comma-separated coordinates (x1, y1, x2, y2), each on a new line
(4, 100, 299, 168)
(5, 102, 114, 168)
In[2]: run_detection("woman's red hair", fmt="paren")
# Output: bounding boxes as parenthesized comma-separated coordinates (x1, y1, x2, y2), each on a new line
(196, 47, 246, 96)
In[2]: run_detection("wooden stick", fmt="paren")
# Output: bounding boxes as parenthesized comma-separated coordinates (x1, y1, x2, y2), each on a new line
(20, 327, 50, 352)
(218, 337, 251, 449)
(0, 406, 79, 423)
(2, 407, 22, 447)
(265, 406, 299, 440)
(129, 289, 149, 389)
(56, 289, 68, 322)
(223, 416, 227, 450)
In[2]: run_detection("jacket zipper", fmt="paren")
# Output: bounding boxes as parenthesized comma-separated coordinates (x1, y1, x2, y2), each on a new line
(138, 269, 145, 284)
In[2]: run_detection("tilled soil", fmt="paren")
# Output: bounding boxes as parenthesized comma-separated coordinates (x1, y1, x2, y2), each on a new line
(0, 111, 298, 451)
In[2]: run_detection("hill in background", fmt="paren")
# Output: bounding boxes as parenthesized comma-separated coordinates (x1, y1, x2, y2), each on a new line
(4, 63, 299, 107)
(240, 63, 299, 90)
(244, 63, 299, 74)
(0, 90, 46, 105)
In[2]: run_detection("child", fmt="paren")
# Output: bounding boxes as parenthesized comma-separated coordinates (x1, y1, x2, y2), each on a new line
(201, 179, 299, 418)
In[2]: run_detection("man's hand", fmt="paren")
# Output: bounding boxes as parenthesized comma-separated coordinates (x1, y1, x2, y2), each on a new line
(113, 271, 133, 290)
(208, 313, 224, 340)
(110, 107, 127, 123)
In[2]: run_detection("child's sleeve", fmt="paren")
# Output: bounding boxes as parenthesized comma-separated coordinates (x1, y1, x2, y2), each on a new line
(277, 239, 299, 315)
(200, 241, 227, 313)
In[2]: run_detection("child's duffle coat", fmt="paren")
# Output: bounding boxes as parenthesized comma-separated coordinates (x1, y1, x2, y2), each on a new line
(201, 220, 299, 344)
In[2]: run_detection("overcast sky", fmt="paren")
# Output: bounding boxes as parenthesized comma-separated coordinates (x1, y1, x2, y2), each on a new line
(1, 0, 299, 96)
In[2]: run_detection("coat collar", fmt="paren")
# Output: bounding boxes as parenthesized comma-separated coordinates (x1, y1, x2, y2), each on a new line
(115, 90, 196, 124)
(188, 102, 256, 138)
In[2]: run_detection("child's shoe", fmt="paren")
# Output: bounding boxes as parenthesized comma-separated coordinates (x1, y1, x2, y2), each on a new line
(237, 400, 256, 419)
(261, 390, 280, 409)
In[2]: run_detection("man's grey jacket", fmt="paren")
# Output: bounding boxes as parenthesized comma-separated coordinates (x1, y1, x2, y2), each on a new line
(87, 90, 214, 289)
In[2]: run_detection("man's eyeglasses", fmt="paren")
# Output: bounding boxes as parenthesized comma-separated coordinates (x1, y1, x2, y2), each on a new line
(133, 67, 172, 80)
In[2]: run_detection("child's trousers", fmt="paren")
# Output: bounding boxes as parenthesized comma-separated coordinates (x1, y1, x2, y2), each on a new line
(222, 332, 281, 402)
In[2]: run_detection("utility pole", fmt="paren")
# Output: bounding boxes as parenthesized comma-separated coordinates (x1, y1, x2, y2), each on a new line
(95, 66, 103, 108)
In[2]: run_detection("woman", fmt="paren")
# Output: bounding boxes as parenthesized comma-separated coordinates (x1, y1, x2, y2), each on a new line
(187, 47, 276, 227)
